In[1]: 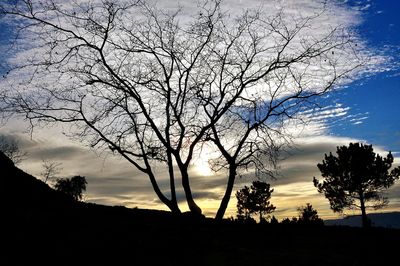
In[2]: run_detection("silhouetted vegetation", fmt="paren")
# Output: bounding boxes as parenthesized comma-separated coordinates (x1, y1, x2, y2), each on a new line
(276, 204, 324, 226)
(2, 151, 399, 265)
(297, 203, 324, 226)
(270, 215, 279, 225)
(54, 175, 87, 201)
(0, 151, 75, 211)
(281, 217, 297, 225)
(0, 134, 26, 164)
(236, 181, 276, 222)
(41, 159, 62, 184)
(314, 143, 400, 227)
(1, 0, 364, 219)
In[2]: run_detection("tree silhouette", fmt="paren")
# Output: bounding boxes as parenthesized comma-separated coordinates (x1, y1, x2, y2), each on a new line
(297, 203, 323, 225)
(236, 185, 253, 221)
(236, 181, 276, 222)
(313, 143, 400, 227)
(54, 175, 87, 201)
(0, 134, 26, 164)
(1, 0, 366, 217)
(270, 215, 279, 225)
(41, 159, 62, 184)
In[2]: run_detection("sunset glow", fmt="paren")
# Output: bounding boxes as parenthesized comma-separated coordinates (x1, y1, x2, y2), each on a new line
(0, 0, 399, 221)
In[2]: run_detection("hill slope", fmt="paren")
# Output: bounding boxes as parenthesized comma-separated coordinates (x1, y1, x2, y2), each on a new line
(1, 151, 399, 266)
(0, 150, 178, 222)
(0, 151, 75, 211)
(325, 212, 400, 229)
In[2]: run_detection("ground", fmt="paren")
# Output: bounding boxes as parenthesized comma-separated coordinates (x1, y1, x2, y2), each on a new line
(3, 205, 399, 266)
(1, 151, 399, 266)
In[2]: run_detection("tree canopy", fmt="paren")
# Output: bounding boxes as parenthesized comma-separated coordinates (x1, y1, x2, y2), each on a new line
(313, 143, 400, 227)
(297, 203, 323, 225)
(236, 180, 276, 222)
(55, 175, 88, 201)
(0, 0, 367, 218)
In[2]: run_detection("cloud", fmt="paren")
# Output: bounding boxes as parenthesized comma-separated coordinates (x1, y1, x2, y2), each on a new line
(3, 124, 399, 219)
(0, 0, 398, 220)
(360, 4, 371, 11)
(28, 145, 84, 161)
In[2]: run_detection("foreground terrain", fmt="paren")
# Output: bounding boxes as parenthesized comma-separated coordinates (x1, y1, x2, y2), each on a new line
(4, 207, 399, 266)
(1, 152, 399, 265)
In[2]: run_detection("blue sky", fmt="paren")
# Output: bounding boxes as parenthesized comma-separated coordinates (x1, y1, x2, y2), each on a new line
(329, 0, 400, 153)
(0, 0, 399, 219)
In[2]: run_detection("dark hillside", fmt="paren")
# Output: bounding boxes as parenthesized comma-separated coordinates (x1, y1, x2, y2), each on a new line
(0, 151, 75, 210)
(1, 151, 399, 266)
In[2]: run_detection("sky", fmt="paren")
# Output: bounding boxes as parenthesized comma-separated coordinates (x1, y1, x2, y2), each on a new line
(0, 0, 399, 220)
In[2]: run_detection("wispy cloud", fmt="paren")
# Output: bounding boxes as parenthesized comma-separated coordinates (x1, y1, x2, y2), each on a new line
(2, 124, 399, 219)
(0, 0, 398, 219)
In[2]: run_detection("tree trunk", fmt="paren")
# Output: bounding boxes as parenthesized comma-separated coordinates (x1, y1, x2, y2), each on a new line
(166, 152, 180, 214)
(168, 201, 181, 214)
(181, 167, 202, 215)
(147, 171, 180, 214)
(215, 166, 237, 220)
(157, 192, 181, 214)
(359, 192, 370, 228)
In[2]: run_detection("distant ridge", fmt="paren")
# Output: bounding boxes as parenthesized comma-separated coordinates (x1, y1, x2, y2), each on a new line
(325, 212, 400, 229)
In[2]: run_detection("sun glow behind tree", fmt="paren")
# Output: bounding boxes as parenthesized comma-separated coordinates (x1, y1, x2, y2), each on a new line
(0, 0, 390, 218)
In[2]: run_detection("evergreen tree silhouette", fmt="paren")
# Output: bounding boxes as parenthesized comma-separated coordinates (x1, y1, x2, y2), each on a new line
(314, 143, 400, 227)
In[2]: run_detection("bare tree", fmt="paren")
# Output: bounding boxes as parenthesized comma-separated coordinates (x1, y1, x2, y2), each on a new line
(196, 7, 363, 219)
(41, 159, 62, 184)
(0, 134, 27, 164)
(0, 1, 366, 216)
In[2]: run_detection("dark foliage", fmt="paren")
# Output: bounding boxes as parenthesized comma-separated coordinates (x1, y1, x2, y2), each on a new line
(54, 175, 87, 201)
(270, 215, 279, 225)
(297, 203, 324, 226)
(2, 151, 400, 266)
(281, 217, 293, 225)
(0, 151, 75, 211)
(314, 143, 400, 227)
(236, 181, 276, 222)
